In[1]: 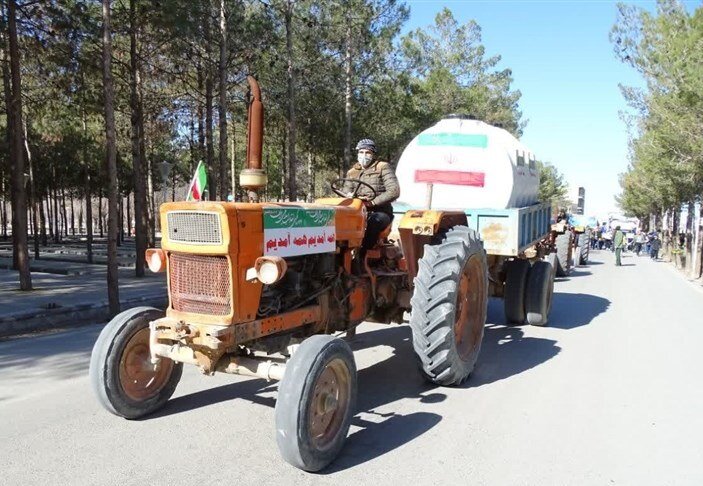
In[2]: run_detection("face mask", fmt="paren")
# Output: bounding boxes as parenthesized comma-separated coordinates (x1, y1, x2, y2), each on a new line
(358, 153, 374, 167)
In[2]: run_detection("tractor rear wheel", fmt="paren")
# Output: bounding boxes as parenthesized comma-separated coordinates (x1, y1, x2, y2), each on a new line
(554, 232, 572, 277)
(504, 259, 530, 325)
(89, 307, 182, 419)
(525, 261, 554, 326)
(275, 335, 357, 472)
(409, 226, 488, 386)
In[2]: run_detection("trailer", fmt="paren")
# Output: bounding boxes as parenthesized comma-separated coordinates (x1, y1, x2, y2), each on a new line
(393, 115, 557, 326)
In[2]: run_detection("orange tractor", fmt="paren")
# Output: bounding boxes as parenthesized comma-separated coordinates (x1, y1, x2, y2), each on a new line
(90, 78, 488, 471)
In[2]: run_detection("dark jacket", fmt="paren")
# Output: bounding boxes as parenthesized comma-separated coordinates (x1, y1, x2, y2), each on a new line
(343, 160, 400, 215)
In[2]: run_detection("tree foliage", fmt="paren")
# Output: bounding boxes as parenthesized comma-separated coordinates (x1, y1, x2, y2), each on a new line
(611, 0, 703, 219)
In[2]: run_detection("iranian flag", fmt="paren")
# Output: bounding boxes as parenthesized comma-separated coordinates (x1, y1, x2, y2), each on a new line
(186, 161, 208, 201)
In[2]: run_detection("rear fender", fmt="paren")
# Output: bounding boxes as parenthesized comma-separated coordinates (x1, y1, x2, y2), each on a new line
(398, 210, 468, 281)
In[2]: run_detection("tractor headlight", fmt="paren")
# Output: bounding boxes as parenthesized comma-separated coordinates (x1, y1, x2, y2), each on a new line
(255, 256, 287, 285)
(145, 249, 166, 273)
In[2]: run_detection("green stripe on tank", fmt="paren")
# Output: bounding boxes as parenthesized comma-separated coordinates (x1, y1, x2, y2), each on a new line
(417, 133, 488, 148)
(264, 208, 335, 229)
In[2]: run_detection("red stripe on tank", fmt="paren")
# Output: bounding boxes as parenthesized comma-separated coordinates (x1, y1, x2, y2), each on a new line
(414, 170, 485, 187)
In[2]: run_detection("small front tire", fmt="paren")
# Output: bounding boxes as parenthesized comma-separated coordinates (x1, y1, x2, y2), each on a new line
(89, 307, 182, 419)
(275, 335, 357, 472)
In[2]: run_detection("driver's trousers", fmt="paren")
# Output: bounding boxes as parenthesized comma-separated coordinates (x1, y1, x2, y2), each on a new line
(362, 211, 392, 250)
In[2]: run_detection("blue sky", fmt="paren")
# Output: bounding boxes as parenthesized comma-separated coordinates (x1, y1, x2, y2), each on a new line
(404, 0, 698, 218)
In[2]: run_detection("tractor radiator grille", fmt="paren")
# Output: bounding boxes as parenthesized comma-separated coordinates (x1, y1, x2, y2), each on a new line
(169, 253, 232, 315)
(167, 211, 222, 245)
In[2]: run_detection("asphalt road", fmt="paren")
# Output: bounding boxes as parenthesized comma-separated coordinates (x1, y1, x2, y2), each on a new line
(2, 249, 702, 485)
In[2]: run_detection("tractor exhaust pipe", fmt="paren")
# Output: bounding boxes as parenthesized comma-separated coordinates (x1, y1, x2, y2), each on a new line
(239, 76, 267, 202)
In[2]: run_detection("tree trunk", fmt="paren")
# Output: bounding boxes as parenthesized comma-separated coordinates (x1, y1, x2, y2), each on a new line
(82, 113, 93, 263)
(46, 194, 53, 242)
(1, 175, 6, 240)
(130, 0, 147, 276)
(285, 0, 297, 202)
(343, 7, 353, 175)
(55, 184, 61, 243)
(126, 192, 132, 238)
(197, 61, 205, 163)
(694, 201, 703, 280)
(85, 184, 93, 262)
(61, 186, 68, 237)
(39, 194, 46, 246)
(230, 123, 236, 201)
(1, 0, 16, 266)
(307, 152, 314, 202)
(685, 201, 694, 276)
(102, 0, 120, 314)
(204, 4, 215, 200)
(98, 189, 104, 238)
(70, 193, 75, 236)
(146, 149, 155, 246)
(117, 195, 123, 246)
(218, 0, 228, 200)
(23, 119, 39, 259)
(0, 14, 10, 242)
(7, 0, 31, 289)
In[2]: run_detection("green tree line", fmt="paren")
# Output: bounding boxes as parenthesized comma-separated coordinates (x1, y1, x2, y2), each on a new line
(1, 1, 525, 301)
(611, 0, 703, 279)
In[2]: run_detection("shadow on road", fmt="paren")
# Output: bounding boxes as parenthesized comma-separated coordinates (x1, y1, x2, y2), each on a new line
(153, 315, 563, 471)
(548, 292, 610, 329)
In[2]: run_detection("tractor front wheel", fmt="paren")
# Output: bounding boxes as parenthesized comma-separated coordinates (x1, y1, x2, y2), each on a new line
(409, 226, 488, 386)
(275, 335, 357, 472)
(89, 307, 182, 419)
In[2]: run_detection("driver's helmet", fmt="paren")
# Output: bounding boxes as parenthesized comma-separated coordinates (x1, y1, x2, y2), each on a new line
(355, 139, 377, 153)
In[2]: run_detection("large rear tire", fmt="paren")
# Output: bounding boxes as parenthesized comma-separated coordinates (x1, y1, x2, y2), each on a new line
(89, 307, 182, 419)
(409, 226, 488, 386)
(525, 261, 554, 326)
(554, 233, 572, 277)
(275, 335, 357, 472)
(504, 259, 530, 325)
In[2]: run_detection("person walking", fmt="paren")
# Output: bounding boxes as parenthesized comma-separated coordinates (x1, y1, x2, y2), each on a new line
(634, 231, 645, 256)
(650, 234, 661, 260)
(613, 225, 625, 266)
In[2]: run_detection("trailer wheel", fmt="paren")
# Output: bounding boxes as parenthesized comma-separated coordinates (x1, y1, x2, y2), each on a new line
(576, 231, 590, 265)
(275, 335, 357, 472)
(89, 307, 182, 419)
(409, 226, 488, 386)
(554, 233, 572, 277)
(504, 259, 530, 325)
(525, 261, 554, 326)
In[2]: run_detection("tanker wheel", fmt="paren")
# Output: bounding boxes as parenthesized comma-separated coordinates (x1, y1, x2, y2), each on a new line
(89, 307, 182, 419)
(554, 232, 572, 277)
(525, 261, 554, 326)
(409, 225, 488, 386)
(504, 259, 530, 325)
(275, 335, 357, 472)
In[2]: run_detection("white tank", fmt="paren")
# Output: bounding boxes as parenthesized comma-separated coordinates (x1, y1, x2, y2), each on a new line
(395, 116, 539, 209)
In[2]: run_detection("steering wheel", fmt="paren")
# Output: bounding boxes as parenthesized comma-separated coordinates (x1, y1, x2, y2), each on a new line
(330, 178, 378, 200)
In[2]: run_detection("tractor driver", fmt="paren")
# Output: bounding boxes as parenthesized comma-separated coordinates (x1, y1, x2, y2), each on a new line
(343, 138, 400, 250)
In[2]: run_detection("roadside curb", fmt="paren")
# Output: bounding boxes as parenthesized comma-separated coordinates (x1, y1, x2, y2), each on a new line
(0, 293, 168, 339)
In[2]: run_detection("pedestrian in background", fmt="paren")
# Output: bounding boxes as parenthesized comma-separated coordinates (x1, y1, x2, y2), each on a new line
(634, 231, 645, 256)
(613, 225, 625, 266)
(650, 234, 661, 260)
